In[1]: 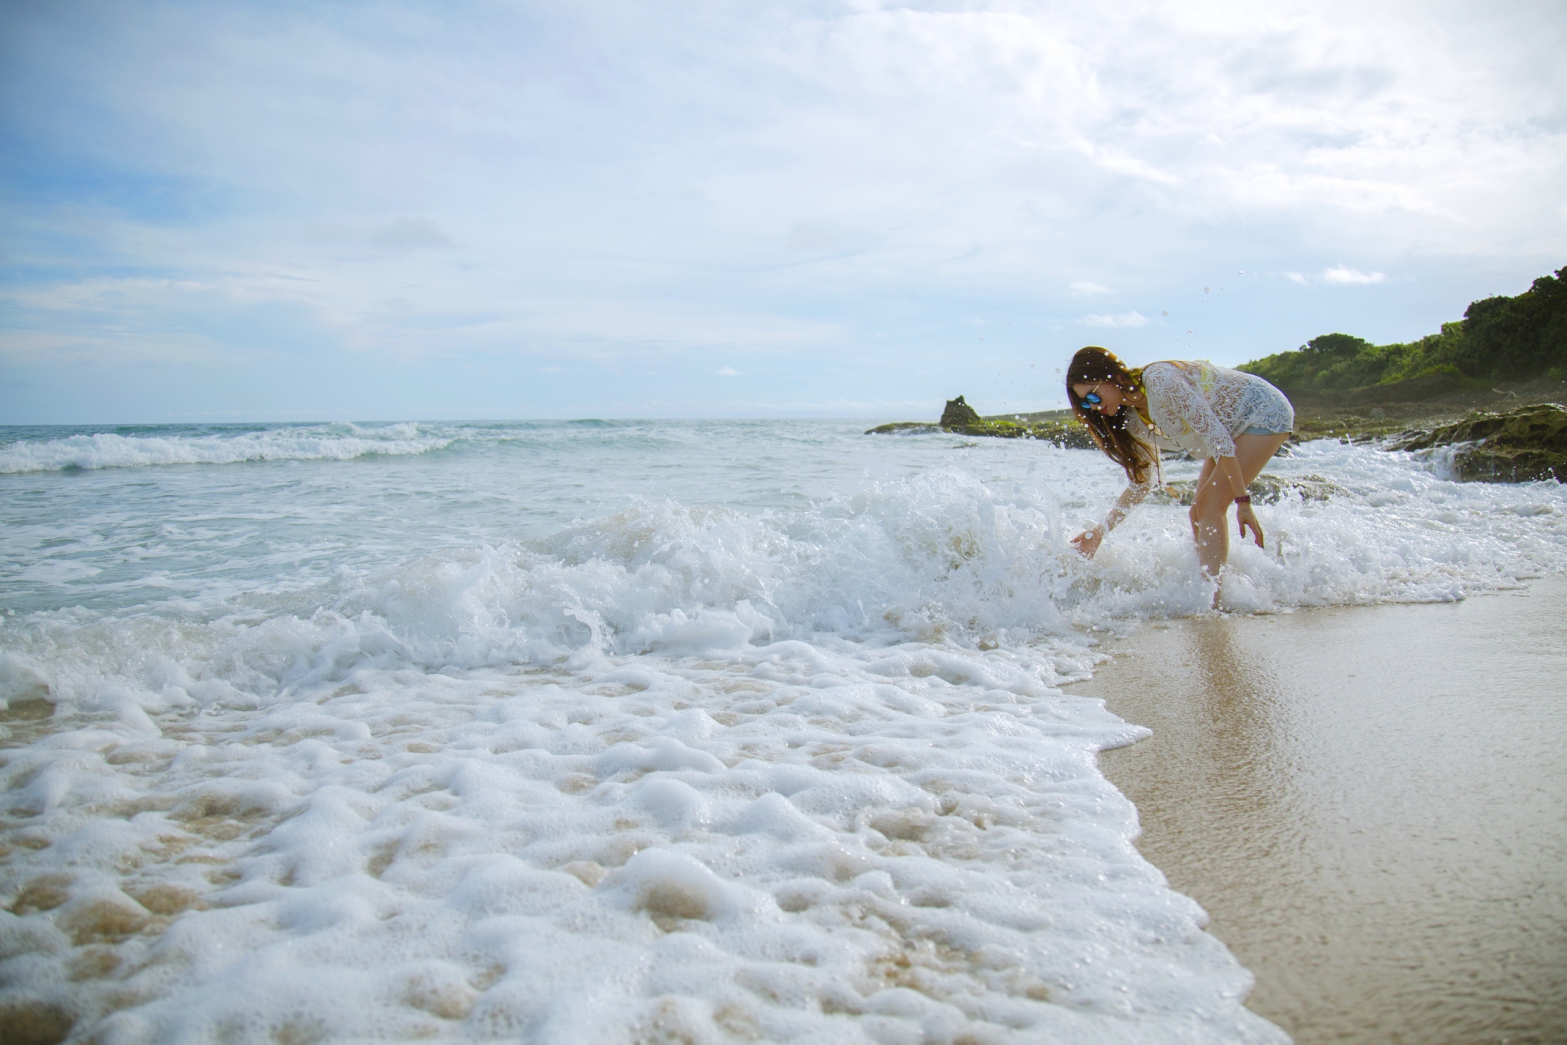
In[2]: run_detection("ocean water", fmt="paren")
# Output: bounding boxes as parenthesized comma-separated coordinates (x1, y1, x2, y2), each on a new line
(2, 419, 1564, 1044)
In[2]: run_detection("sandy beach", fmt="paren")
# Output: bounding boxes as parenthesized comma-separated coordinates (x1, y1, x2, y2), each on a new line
(1068, 575, 1567, 1044)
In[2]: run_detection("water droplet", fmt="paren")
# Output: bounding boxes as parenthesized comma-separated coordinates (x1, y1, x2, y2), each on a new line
(1204, 287, 1210, 293)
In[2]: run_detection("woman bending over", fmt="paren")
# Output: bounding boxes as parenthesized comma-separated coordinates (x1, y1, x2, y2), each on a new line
(1065, 346, 1295, 584)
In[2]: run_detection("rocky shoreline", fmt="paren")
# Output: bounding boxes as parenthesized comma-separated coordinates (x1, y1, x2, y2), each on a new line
(1282, 378, 1566, 482)
(867, 388, 1567, 484)
(1389, 403, 1567, 483)
(865, 396, 1096, 449)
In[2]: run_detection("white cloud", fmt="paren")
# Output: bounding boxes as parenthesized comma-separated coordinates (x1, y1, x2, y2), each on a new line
(1079, 311, 1149, 328)
(716, 366, 738, 376)
(1282, 266, 1388, 285)
(1322, 265, 1387, 285)
(3, 0, 1564, 418)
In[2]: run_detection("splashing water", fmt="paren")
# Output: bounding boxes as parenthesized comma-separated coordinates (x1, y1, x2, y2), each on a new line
(1, 419, 1562, 1041)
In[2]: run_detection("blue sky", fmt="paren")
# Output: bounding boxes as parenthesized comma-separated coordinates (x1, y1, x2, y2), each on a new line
(3, 0, 1565, 423)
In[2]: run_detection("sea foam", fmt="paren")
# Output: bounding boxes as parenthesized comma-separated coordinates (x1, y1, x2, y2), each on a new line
(0, 422, 454, 473)
(1, 419, 1564, 1042)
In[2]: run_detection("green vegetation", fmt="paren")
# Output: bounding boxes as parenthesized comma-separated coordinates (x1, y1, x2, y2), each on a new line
(867, 274, 1567, 482)
(1239, 266, 1567, 397)
(864, 396, 1095, 448)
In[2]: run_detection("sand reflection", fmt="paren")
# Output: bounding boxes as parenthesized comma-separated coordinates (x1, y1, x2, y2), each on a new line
(1076, 578, 1567, 1044)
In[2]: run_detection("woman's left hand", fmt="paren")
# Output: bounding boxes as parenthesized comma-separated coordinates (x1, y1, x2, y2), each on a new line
(1236, 502, 1264, 547)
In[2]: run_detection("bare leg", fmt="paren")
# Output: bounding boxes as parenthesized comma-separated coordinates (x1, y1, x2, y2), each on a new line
(1189, 433, 1293, 583)
(1190, 458, 1217, 545)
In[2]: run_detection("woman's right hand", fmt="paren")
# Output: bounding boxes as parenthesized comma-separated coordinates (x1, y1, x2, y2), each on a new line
(1236, 502, 1264, 547)
(1071, 528, 1103, 559)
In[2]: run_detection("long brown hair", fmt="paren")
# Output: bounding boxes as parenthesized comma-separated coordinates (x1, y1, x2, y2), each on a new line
(1065, 346, 1154, 485)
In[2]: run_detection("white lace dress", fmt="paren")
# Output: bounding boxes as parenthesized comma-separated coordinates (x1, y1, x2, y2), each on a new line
(1125, 360, 1294, 460)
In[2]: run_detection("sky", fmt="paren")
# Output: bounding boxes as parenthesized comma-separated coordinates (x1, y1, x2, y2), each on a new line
(2, 0, 1565, 424)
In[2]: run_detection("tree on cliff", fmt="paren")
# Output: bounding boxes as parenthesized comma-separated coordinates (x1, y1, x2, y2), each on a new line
(1241, 266, 1567, 394)
(1456, 268, 1567, 381)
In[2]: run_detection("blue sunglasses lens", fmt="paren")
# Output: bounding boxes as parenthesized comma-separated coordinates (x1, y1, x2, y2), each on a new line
(1082, 392, 1102, 405)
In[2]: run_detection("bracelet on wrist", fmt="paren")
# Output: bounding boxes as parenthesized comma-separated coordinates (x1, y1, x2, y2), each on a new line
(1234, 494, 1251, 504)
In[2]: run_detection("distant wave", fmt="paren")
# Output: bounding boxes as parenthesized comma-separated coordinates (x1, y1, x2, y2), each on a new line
(0, 424, 456, 473)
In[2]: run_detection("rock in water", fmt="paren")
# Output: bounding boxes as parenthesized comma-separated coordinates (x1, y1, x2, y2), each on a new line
(1152, 474, 1348, 506)
(1391, 403, 1567, 482)
(940, 396, 983, 428)
(865, 396, 1097, 448)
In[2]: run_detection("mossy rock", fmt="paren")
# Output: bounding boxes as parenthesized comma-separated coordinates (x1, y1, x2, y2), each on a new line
(1021, 420, 1096, 449)
(1391, 403, 1567, 482)
(1151, 473, 1348, 507)
(940, 395, 983, 427)
(866, 395, 1096, 448)
(942, 417, 1097, 447)
(1452, 447, 1567, 483)
(863, 422, 942, 435)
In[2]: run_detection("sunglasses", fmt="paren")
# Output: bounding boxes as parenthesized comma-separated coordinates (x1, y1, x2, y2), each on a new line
(1081, 384, 1105, 406)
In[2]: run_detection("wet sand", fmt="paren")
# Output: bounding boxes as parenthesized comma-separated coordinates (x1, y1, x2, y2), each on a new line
(1067, 576, 1567, 1044)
